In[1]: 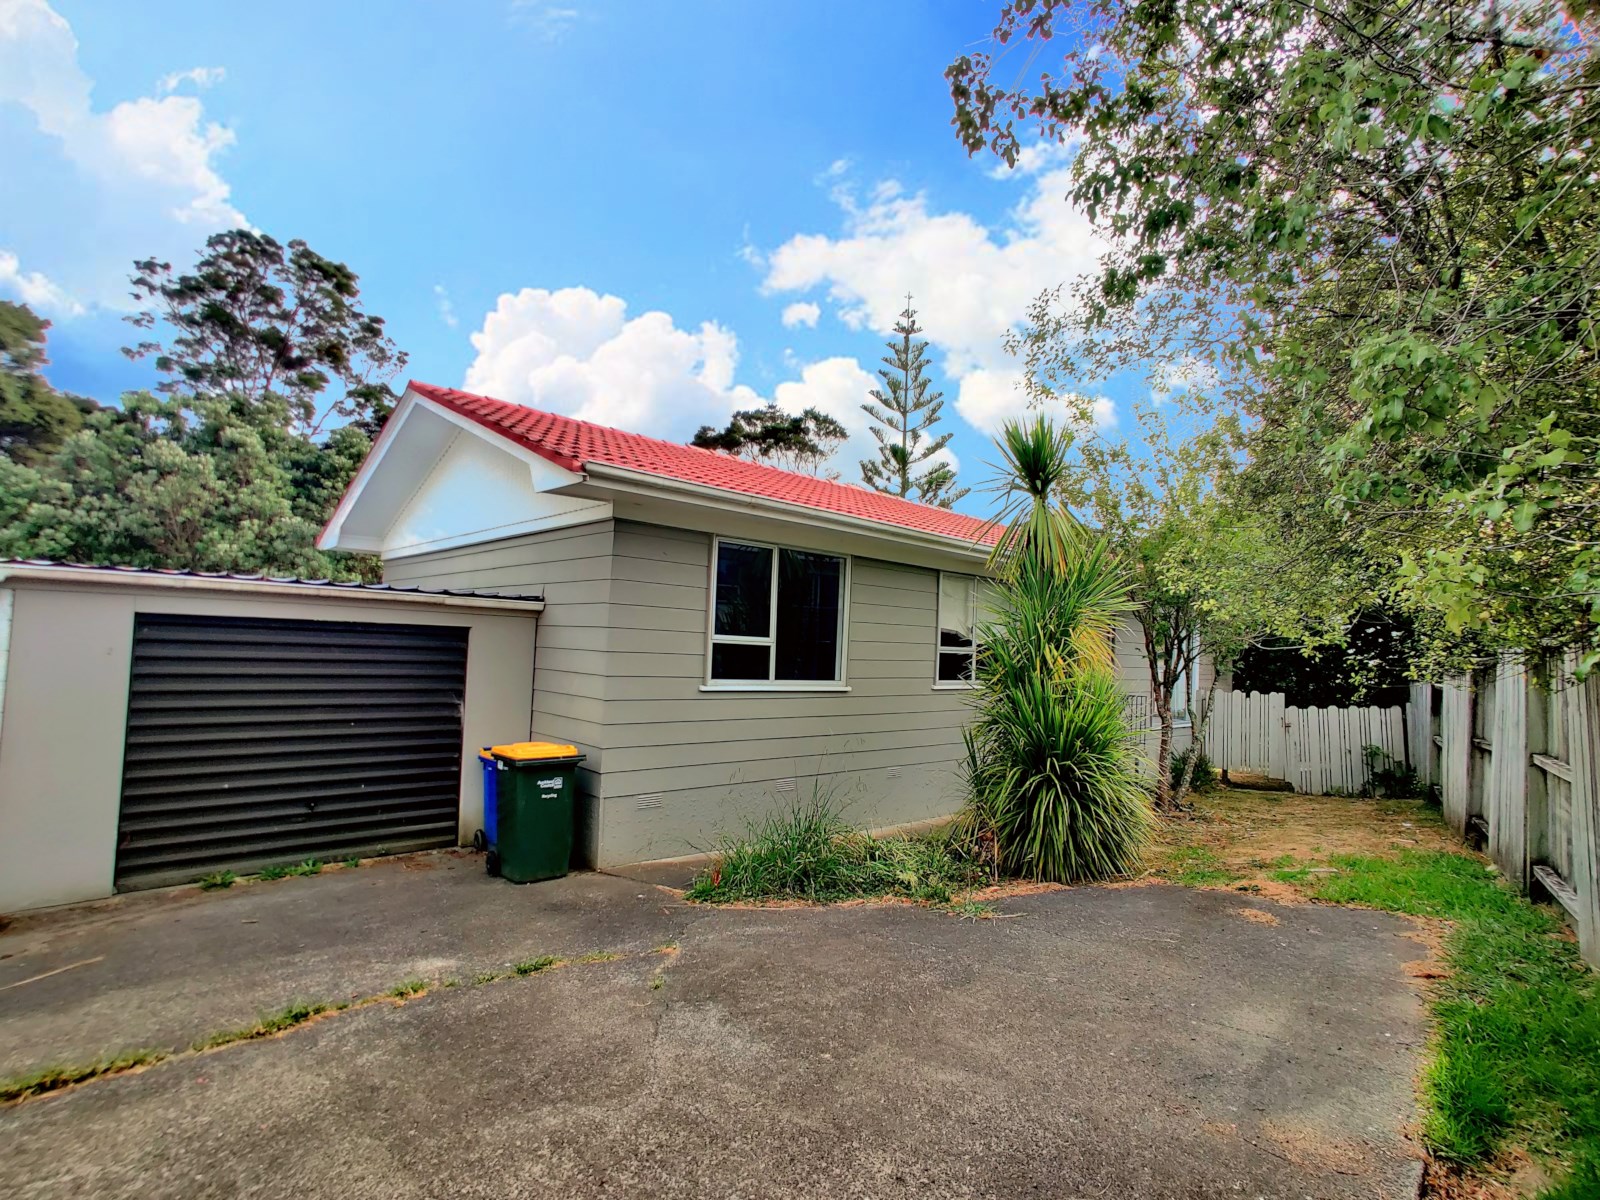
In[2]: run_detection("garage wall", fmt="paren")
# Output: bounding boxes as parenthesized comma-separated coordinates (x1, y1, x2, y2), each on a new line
(0, 582, 536, 913)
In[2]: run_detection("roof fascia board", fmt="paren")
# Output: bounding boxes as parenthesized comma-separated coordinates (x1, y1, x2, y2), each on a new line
(0, 565, 545, 613)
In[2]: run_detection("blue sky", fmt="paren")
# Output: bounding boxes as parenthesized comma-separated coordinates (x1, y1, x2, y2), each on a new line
(1, 0, 1126, 516)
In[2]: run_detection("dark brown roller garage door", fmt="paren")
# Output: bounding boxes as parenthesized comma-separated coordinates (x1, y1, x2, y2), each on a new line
(116, 613, 468, 889)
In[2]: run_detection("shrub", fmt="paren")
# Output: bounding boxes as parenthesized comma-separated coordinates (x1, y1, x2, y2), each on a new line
(686, 792, 981, 904)
(960, 662, 1153, 882)
(1362, 744, 1424, 798)
(955, 418, 1153, 884)
(1170, 747, 1219, 796)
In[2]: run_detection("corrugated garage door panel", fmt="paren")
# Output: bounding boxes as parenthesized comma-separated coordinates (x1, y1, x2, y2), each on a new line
(116, 613, 469, 889)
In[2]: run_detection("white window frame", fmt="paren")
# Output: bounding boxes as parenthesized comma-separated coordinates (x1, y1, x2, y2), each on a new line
(701, 535, 851, 693)
(933, 571, 981, 691)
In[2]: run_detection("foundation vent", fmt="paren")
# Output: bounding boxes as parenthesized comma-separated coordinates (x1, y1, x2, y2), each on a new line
(886, 767, 903, 780)
(635, 794, 663, 810)
(775, 777, 797, 794)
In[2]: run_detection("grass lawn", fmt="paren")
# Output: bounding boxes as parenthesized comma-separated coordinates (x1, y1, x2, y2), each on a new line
(1145, 788, 1600, 1200)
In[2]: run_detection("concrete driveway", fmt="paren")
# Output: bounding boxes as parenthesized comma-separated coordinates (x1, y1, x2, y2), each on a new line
(0, 854, 1428, 1199)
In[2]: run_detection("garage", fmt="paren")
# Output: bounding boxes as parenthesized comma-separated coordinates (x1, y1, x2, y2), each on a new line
(0, 563, 542, 912)
(116, 614, 471, 889)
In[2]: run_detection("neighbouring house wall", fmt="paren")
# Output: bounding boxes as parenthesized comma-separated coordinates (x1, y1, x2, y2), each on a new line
(594, 521, 974, 865)
(1113, 617, 1215, 771)
(383, 520, 614, 864)
(0, 582, 536, 912)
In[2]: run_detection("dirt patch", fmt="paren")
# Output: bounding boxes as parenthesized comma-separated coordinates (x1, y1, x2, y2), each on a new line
(1256, 1119, 1372, 1176)
(1421, 1158, 1528, 1199)
(957, 880, 1068, 903)
(1139, 788, 1468, 900)
(1236, 907, 1280, 926)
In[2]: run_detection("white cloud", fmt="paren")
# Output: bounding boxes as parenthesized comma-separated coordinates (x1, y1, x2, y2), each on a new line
(463, 285, 766, 439)
(957, 368, 1114, 436)
(0, 0, 244, 314)
(463, 286, 909, 483)
(157, 66, 225, 94)
(433, 284, 458, 329)
(0, 250, 82, 316)
(761, 147, 1109, 436)
(780, 301, 820, 329)
(771, 355, 878, 477)
(508, 0, 579, 40)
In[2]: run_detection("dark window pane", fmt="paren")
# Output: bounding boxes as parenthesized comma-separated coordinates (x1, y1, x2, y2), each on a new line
(775, 549, 842, 681)
(937, 651, 974, 682)
(712, 641, 771, 681)
(714, 542, 772, 637)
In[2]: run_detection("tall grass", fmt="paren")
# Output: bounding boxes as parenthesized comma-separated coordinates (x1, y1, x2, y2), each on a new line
(686, 793, 982, 904)
(957, 417, 1152, 883)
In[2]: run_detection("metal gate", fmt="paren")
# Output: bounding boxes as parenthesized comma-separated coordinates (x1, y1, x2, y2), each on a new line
(116, 613, 468, 888)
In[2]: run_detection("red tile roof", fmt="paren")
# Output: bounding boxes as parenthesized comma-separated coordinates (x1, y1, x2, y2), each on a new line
(410, 382, 1000, 547)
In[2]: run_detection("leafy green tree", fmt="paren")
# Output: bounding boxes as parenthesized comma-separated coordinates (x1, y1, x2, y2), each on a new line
(949, 0, 1600, 674)
(861, 298, 967, 507)
(0, 232, 399, 578)
(1007, 368, 1353, 806)
(0, 393, 357, 576)
(126, 229, 406, 437)
(0, 302, 97, 465)
(691, 403, 847, 476)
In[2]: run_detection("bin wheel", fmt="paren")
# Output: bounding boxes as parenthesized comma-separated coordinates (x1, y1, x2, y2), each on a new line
(472, 829, 487, 853)
(486, 850, 501, 878)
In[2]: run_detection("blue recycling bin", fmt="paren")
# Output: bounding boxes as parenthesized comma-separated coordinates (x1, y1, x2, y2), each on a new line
(475, 749, 499, 869)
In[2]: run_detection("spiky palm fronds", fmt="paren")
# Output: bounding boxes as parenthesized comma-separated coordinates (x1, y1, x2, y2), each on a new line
(957, 415, 1152, 883)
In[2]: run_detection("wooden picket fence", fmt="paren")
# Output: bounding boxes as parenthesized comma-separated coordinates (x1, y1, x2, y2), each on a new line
(1417, 657, 1600, 968)
(1204, 689, 1407, 796)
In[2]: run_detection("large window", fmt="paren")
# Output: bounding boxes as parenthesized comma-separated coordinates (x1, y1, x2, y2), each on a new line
(708, 539, 846, 686)
(936, 573, 980, 685)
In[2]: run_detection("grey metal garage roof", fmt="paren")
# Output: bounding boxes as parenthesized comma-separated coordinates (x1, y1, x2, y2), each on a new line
(0, 560, 544, 610)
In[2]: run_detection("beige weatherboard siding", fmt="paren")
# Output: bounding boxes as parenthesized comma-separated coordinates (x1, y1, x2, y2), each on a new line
(387, 519, 983, 866)
(0, 567, 539, 912)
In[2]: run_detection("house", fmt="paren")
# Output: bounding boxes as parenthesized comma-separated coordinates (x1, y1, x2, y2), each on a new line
(320, 382, 1210, 869)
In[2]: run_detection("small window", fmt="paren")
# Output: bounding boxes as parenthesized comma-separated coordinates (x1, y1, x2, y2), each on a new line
(1172, 633, 1198, 725)
(936, 573, 979, 685)
(708, 539, 845, 685)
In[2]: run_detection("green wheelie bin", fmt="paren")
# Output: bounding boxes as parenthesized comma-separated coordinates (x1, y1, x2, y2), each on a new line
(488, 742, 586, 883)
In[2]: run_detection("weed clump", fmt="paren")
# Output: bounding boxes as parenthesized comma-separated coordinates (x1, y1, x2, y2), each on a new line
(685, 796, 982, 904)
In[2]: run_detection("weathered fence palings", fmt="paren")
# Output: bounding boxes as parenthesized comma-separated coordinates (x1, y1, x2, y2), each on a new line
(1435, 658, 1600, 969)
(1205, 691, 1406, 796)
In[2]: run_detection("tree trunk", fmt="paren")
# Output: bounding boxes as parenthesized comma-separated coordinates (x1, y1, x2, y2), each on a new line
(1174, 670, 1222, 807)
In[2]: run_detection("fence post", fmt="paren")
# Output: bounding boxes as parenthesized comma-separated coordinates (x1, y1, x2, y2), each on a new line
(1439, 677, 1473, 836)
(1566, 663, 1600, 967)
(1488, 655, 1529, 889)
(1407, 683, 1433, 787)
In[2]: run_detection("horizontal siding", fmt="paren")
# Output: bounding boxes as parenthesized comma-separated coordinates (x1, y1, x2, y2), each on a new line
(603, 761, 966, 865)
(596, 522, 971, 862)
(383, 521, 617, 866)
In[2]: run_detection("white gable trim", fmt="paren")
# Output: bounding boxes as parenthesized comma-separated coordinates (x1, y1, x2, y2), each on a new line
(318, 387, 608, 559)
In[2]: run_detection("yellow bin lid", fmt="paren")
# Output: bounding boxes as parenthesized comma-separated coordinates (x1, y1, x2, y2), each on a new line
(489, 741, 580, 762)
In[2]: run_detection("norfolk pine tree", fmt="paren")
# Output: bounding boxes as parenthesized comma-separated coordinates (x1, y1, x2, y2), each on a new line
(860, 298, 967, 508)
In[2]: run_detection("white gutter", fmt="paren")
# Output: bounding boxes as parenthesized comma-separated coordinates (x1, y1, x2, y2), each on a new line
(0, 565, 545, 614)
(582, 462, 997, 563)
